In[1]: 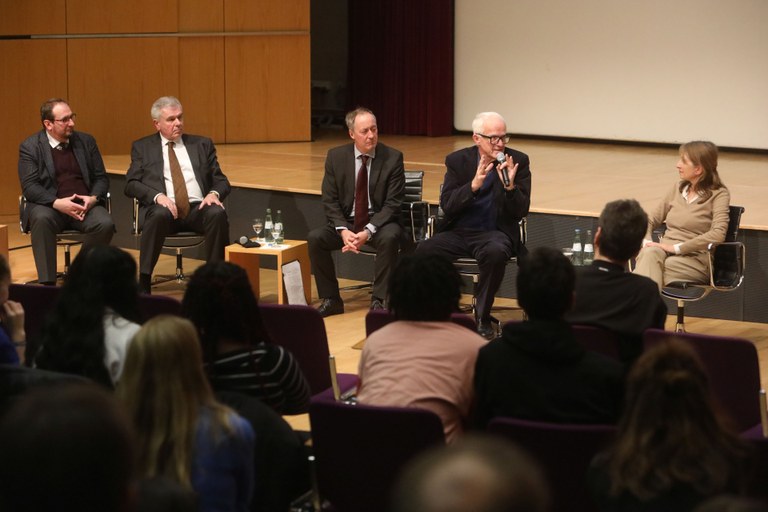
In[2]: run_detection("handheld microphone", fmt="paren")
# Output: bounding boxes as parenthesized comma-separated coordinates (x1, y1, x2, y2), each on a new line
(237, 236, 261, 248)
(496, 152, 510, 187)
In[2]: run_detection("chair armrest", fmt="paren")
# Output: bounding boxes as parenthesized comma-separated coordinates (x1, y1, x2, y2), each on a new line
(18, 196, 27, 234)
(132, 198, 140, 235)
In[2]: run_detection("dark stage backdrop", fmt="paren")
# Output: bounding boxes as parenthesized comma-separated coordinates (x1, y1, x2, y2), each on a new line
(348, 0, 454, 136)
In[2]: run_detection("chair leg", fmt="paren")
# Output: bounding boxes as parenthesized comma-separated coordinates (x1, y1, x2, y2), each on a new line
(63, 244, 72, 275)
(175, 249, 184, 282)
(675, 299, 686, 333)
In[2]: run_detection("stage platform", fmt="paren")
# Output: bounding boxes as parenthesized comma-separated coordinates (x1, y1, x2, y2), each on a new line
(100, 129, 768, 323)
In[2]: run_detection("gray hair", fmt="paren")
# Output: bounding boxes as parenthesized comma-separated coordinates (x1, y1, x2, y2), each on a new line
(471, 112, 506, 134)
(151, 96, 182, 120)
(345, 107, 375, 131)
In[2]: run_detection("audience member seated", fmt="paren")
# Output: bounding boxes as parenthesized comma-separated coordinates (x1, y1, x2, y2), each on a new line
(695, 495, 768, 512)
(0, 255, 24, 365)
(135, 476, 198, 512)
(566, 199, 667, 363)
(0, 364, 85, 419)
(473, 246, 624, 429)
(390, 435, 550, 512)
(633, 141, 730, 289)
(588, 340, 748, 511)
(356, 253, 486, 443)
(117, 315, 254, 512)
(34, 246, 142, 387)
(0, 383, 135, 512)
(181, 261, 311, 414)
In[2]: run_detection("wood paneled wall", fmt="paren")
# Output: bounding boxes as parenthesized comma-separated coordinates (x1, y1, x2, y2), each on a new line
(0, 0, 310, 216)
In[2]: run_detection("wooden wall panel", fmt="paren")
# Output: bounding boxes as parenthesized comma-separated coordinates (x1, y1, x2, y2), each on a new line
(66, 0, 177, 34)
(225, 35, 311, 142)
(179, 0, 224, 32)
(225, 0, 310, 31)
(67, 38, 180, 155)
(0, 40, 68, 215)
(179, 37, 226, 142)
(0, 0, 66, 35)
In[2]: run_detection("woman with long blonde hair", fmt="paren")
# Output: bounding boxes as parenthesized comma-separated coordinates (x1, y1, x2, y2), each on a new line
(117, 315, 254, 512)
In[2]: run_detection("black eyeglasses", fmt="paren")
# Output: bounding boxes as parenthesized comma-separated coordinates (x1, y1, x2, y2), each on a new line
(53, 114, 77, 123)
(477, 133, 510, 144)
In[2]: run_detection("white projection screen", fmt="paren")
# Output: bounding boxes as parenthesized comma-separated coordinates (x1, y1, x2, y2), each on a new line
(454, 0, 768, 150)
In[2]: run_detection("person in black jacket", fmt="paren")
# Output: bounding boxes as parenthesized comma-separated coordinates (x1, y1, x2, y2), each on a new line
(473, 246, 624, 429)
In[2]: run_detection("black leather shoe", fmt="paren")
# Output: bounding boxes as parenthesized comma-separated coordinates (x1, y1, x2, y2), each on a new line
(477, 321, 496, 340)
(370, 297, 386, 311)
(317, 298, 344, 318)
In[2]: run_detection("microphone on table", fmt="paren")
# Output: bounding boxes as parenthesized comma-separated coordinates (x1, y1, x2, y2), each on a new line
(237, 236, 261, 248)
(496, 152, 510, 187)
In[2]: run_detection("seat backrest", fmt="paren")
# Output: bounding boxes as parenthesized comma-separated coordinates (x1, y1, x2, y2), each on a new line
(138, 294, 182, 321)
(488, 417, 615, 512)
(8, 284, 62, 363)
(571, 324, 622, 360)
(402, 171, 428, 243)
(258, 303, 332, 394)
(643, 328, 762, 432)
(725, 205, 745, 243)
(309, 399, 445, 512)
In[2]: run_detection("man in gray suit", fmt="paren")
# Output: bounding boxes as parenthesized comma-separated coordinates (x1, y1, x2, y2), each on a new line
(18, 98, 114, 285)
(308, 107, 405, 317)
(125, 96, 231, 293)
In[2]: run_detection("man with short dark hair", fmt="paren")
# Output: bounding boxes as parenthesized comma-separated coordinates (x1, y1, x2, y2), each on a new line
(357, 253, 486, 442)
(473, 246, 624, 429)
(18, 98, 115, 284)
(566, 199, 667, 362)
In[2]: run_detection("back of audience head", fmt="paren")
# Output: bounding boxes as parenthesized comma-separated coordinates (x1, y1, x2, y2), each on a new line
(391, 435, 550, 512)
(695, 495, 768, 512)
(35, 245, 140, 388)
(135, 476, 198, 512)
(387, 253, 462, 321)
(596, 199, 648, 262)
(606, 339, 746, 500)
(516, 246, 574, 321)
(0, 253, 9, 286)
(0, 383, 136, 512)
(182, 261, 271, 363)
(117, 315, 228, 487)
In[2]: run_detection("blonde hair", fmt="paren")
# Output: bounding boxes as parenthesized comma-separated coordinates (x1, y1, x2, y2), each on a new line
(116, 315, 234, 488)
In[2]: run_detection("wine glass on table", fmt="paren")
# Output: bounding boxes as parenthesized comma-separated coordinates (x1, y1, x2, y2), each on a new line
(252, 218, 264, 242)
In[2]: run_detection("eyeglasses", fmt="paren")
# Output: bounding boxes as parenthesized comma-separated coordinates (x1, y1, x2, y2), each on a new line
(477, 133, 510, 144)
(53, 114, 77, 123)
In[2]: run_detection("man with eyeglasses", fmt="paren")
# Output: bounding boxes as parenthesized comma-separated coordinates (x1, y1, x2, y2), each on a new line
(418, 112, 531, 339)
(18, 98, 114, 285)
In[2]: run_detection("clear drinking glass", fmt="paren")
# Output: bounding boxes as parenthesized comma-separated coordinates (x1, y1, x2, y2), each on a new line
(252, 218, 264, 241)
(270, 224, 283, 245)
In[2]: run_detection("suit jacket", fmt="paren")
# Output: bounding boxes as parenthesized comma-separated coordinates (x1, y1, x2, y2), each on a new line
(439, 146, 531, 252)
(124, 133, 231, 208)
(320, 142, 405, 230)
(18, 130, 110, 230)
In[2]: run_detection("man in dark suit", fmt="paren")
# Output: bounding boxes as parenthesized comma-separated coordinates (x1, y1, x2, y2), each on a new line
(125, 96, 230, 293)
(418, 112, 531, 339)
(18, 98, 114, 285)
(308, 107, 405, 317)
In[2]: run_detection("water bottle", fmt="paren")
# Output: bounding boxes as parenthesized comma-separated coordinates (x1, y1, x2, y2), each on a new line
(583, 229, 594, 265)
(274, 209, 284, 244)
(264, 208, 274, 243)
(572, 228, 583, 266)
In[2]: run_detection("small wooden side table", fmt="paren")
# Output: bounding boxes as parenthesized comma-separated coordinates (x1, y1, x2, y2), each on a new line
(224, 239, 311, 305)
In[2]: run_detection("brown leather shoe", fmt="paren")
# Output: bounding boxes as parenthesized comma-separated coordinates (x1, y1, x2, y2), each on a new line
(317, 298, 344, 318)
